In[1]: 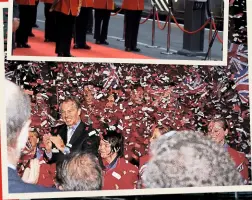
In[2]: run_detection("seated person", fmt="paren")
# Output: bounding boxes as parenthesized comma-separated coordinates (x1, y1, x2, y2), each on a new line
(99, 130, 139, 190)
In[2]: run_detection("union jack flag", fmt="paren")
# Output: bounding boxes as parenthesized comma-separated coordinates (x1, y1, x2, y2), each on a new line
(232, 59, 249, 104)
(228, 43, 249, 104)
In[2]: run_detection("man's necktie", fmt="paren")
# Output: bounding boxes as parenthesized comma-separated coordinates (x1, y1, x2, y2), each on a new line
(67, 127, 74, 144)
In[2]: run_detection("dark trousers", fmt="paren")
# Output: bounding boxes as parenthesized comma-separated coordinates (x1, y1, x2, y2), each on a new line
(44, 3, 56, 41)
(74, 7, 92, 46)
(87, 8, 93, 32)
(94, 9, 111, 42)
(16, 5, 34, 44)
(124, 10, 142, 49)
(55, 12, 75, 55)
(30, 1, 39, 31)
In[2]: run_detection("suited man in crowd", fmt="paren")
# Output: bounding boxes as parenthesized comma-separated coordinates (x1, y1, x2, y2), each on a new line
(43, 97, 100, 164)
(51, 0, 82, 57)
(74, 0, 93, 49)
(122, 0, 144, 52)
(93, 0, 114, 45)
(15, 0, 36, 48)
(41, 0, 56, 42)
(5, 79, 58, 193)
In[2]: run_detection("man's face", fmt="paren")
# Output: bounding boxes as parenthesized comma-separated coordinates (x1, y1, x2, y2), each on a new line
(208, 121, 228, 144)
(28, 131, 38, 148)
(61, 101, 81, 126)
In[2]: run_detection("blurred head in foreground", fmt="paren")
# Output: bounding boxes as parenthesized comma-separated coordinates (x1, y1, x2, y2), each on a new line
(5, 79, 31, 166)
(142, 130, 243, 188)
(55, 152, 103, 191)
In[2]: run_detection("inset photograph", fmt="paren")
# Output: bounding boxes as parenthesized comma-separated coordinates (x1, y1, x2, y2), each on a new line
(7, 0, 227, 64)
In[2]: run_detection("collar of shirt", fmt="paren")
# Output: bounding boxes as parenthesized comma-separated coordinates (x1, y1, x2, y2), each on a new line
(8, 163, 16, 170)
(36, 147, 41, 159)
(67, 120, 81, 132)
(223, 143, 229, 152)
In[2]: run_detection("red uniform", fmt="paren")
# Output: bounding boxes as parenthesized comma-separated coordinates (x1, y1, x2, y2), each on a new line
(16, 0, 36, 5)
(82, 0, 93, 7)
(93, 0, 114, 10)
(102, 158, 138, 190)
(121, 0, 144, 10)
(227, 146, 249, 184)
(53, 0, 81, 16)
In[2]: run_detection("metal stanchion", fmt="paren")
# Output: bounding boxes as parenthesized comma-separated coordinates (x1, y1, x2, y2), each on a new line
(208, 12, 213, 59)
(146, 6, 159, 48)
(161, 7, 175, 55)
(117, 14, 125, 42)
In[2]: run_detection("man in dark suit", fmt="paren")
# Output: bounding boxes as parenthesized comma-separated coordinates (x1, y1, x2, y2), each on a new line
(5, 79, 58, 193)
(43, 97, 100, 164)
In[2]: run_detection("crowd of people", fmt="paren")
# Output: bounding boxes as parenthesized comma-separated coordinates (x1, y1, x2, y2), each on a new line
(5, 77, 250, 193)
(12, 0, 145, 57)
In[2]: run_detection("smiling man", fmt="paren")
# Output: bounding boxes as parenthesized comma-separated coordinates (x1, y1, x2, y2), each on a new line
(43, 97, 100, 164)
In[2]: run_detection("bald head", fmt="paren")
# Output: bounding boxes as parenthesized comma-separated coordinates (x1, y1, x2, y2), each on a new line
(5, 79, 31, 147)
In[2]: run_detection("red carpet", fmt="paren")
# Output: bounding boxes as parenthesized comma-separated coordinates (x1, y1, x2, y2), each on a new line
(13, 29, 153, 59)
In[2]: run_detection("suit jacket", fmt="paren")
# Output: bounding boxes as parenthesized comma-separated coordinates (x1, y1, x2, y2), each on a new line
(44, 121, 100, 164)
(8, 167, 58, 193)
(82, 0, 93, 7)
(121, 0, 144, 10)
(53, 0, 81, 16)
(102, 157, 138, 190)
(16, 0, 36, 5)
(93, 0, 114, 10)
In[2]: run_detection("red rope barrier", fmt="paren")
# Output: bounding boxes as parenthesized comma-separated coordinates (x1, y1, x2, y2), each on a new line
(211, 20, 223, 44)
(140, 10, 153, 24)
(156, 12, 168, 30)
(171, 14, 210, 34)
(111, 8, 122, 16)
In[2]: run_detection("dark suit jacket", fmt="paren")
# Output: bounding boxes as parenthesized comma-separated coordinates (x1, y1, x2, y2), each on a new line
(8, 167, 58, 193)
(45, 121, 100, 164)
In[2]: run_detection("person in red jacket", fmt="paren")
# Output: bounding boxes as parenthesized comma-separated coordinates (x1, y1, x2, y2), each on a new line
(15, 0, 36, 48)
(207, 118, 249, 184)
(41, 0, 56, 42)
(99, 130, 138, 190)
(51, 0, 82, 57)
(93, 0, 114, 45)
(17, 129, 56, 187)
(121, 0, 144, 52)
(74, 0, 93, 49)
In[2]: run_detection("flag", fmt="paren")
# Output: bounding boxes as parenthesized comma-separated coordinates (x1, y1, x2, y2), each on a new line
(232, 59, 249, 104)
